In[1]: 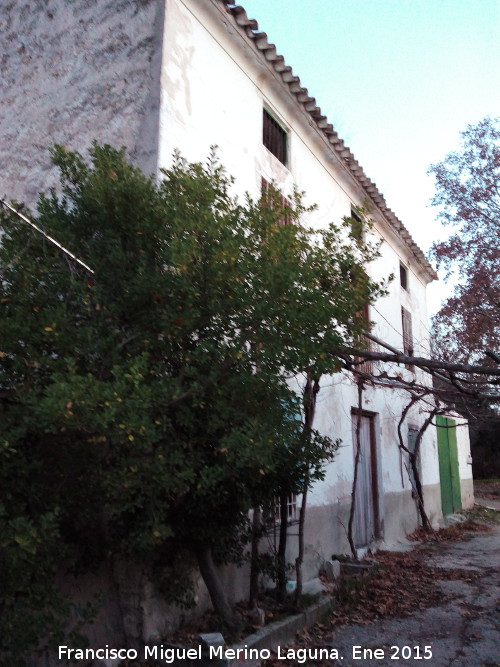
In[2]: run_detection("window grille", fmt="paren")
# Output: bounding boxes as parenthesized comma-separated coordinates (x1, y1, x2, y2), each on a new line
(401, 307, 413, 356)
(400, 263, 409, 291)
(407, 426, 419, 497)
(263, 109, 287, 165)
(354, 302, 373, 374)
(401, 306, 414, 369)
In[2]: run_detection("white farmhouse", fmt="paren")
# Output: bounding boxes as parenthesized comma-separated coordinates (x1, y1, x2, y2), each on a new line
(0, 0, 473, 647)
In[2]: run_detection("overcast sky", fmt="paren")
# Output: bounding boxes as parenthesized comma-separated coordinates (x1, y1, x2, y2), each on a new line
(238, 0, 500, 313)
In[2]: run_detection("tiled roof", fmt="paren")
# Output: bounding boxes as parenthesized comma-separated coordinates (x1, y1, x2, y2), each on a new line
(219, 1, 438, 281)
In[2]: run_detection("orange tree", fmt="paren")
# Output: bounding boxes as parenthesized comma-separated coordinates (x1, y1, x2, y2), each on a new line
(0, 145, 383, 658)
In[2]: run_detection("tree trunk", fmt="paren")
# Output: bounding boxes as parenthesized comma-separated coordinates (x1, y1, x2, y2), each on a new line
(347, 381, 363, 560)
(410, 452, 431, 530)
(411, 409, 437, 530)
(294, 372, 320, 602)
(396, 394, 434, 531)
(294, 485, 308, 604)
(196, 544, 240, 632)
(249, 507, 261, 606)
(276, 491, 289, 602)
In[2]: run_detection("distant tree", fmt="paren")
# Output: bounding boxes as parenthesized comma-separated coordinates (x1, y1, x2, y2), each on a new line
(429, 116, 500, 364)
(0, 144, 383, 658)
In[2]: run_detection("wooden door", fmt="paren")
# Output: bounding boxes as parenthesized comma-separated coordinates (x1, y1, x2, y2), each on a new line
(352, 412, 379, 548)
(436, 415, 461, 515)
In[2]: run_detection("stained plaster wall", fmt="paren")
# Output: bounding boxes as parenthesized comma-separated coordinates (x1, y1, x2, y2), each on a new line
(0, 0, 164, 206)
(2, 0, 470, 652)
(1, 0, 167, 656)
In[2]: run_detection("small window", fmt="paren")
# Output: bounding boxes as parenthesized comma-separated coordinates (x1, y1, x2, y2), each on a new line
(261, 178, 292, 225)
(401, 306, 414, 368)
(263, 109, 287, 165)
(400, 263, 408, 290)
(354, 302, 373, 373)
(273, 494, 297, 522)
(349, 207, 364, 242)
(407, 426, 419, 497)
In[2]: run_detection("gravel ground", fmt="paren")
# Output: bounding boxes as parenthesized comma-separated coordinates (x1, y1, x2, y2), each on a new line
(314, 523, 500, 666)
(267, 508, 500, 667)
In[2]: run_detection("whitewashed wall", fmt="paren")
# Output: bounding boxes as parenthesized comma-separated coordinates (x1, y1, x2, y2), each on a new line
(157, 0, 447, 557)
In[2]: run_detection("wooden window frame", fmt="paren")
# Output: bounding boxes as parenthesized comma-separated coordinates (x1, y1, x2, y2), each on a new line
(263, 109, 287, 165)
(400, 263, 409, 291)
(354, 302, 373, 373)
(407, 424, 419, 498)
(401, 306, 414, 370)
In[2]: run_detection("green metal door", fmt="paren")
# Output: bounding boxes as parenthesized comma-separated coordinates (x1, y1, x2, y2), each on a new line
(436, 415, 461, 515)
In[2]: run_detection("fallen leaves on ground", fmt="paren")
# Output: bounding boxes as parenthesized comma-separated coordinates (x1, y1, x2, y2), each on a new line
(474, 479, 500, 500)
(408, 519, 489, 543)
(467, 504, 500, 524)
(264, 521, 488, 666)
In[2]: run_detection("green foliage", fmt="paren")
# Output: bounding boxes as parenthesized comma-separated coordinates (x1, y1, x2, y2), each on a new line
(0, 144, 383, 656)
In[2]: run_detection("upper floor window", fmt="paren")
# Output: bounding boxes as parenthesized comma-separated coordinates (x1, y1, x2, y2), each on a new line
(263, 109, 287, 165)
(261, 178, 292, 226)
(400, 263, 409, 291)
(401, 306, 414, 364)
(352, 302, 373, 374)
(349, 206, 364, 243)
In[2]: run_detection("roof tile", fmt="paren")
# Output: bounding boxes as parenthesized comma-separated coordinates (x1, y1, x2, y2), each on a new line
(218, 0, 437, 280)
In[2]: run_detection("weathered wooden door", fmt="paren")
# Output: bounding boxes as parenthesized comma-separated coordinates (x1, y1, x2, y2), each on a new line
(436, 415, 461, 516)
(352, 413, 379, 548)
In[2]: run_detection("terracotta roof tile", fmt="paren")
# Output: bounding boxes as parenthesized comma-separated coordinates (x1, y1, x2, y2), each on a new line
(218, 1, 437, 281)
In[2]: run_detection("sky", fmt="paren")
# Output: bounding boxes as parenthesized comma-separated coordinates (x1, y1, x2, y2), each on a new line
(237, 0, 500, 313)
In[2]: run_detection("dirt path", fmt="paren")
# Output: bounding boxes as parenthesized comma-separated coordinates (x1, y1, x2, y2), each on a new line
(321, 525, 500, 666)
(264, 518, 499, 667)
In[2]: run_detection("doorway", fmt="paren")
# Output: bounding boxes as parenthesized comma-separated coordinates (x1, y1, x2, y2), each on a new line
(436, 415, 461, 516)
(351, 411, 380, 548)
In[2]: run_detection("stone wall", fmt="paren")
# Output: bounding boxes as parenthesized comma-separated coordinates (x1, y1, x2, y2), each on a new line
(0, 0, 164, 206)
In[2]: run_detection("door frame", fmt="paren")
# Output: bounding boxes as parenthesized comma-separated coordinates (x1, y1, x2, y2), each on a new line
(351, 409, 381, 547)
(436, 415, 461, 515)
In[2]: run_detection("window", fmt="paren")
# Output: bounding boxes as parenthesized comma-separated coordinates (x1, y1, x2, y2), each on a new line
(354, 302, 373, 373)
(349, 207, 364, 242)
(263, 109, 287, 165)
(400, 263, 408, 290)
(407, 425, 419, 497)
(261, 177, 292, 226)
(401, 306, 414, 368)
(273, 494, 298, 523)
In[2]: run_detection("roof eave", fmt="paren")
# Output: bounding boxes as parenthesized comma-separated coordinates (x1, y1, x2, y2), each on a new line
(218, 1, 438, 282)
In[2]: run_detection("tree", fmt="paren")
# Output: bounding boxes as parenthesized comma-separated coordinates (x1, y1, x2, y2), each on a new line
(0, 144, 383, 659)
(429, 116, 500, 365)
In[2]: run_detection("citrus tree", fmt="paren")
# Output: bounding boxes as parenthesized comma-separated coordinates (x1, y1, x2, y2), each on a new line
(0, 144, 383, 657)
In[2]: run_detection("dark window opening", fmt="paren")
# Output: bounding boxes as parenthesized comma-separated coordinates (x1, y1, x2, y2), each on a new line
(400, 263, 408, 290)
(350, 207, 364, 242)
(401, 306, 414, 369)
(354, 302, 373, 374)
(263, 109, 287, 165)
(407, 425, 419, 497)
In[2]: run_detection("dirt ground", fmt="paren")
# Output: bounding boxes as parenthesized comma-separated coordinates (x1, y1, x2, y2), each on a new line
(267, 510, 500, 667)
(474, 480, 500, 510)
